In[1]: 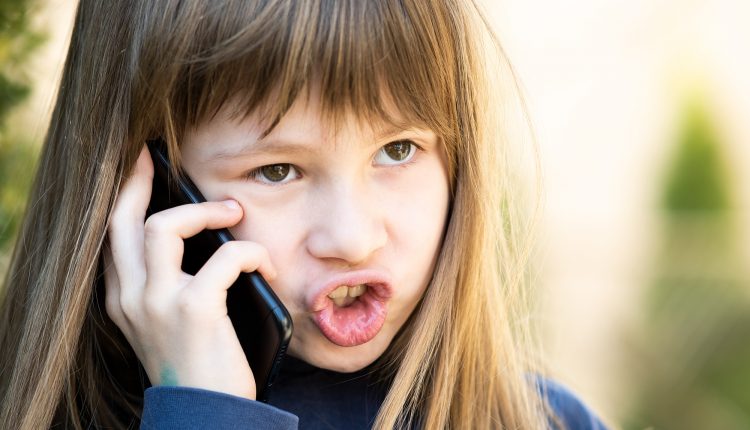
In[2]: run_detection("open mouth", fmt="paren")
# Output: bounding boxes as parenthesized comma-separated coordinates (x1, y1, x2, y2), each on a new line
(309, 272, 393, 347)
(326, 284, 367, 307)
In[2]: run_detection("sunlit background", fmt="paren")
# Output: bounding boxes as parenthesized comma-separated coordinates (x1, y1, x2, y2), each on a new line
(1, 1, 748, 428)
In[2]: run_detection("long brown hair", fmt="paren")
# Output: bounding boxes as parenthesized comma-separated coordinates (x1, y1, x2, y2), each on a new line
(0, 1, 551, 428)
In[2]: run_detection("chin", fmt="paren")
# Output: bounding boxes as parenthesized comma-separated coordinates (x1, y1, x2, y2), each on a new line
(290, 331, 390, 373)
(320, 357, 374, 373)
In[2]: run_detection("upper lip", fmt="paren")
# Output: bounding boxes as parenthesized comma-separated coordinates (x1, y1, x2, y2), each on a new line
(308, 269, 394, 312)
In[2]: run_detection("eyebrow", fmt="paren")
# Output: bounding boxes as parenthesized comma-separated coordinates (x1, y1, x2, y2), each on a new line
(207, 140, 314, 161)
(206, 125, 420, 161)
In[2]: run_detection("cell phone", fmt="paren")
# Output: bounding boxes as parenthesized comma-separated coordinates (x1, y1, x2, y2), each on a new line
(146, 139, 292, 402)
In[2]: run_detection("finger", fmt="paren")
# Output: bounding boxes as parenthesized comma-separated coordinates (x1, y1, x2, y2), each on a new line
(107, 145, 153, 292)
(143, 200, 244, 286)
(101, 242, 129, 333)
(114, 145, 154, 221)
(189, 241, 277, 298)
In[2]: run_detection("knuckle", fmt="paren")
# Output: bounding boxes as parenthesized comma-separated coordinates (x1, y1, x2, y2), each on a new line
(143, 213, 171, 237)
(176, 289, 204, 318)
(223, 241, 266, 262)
(217, 241, 243, 258)
(118, 294, 140, 323)
(253, 242, 270, 259)
(218, 242, 268, 272)
(252, 244, 272, 268)
(142, 293, 168, 320)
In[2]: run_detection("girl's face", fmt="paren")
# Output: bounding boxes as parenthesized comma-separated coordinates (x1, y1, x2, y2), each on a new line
(180, 91, 450, 372)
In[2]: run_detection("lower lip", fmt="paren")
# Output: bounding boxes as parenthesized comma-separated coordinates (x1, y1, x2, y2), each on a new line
(313, 289, 387, 347)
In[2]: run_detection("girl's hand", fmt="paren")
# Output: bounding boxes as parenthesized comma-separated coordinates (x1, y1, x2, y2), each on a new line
(102, 145, 276, 400)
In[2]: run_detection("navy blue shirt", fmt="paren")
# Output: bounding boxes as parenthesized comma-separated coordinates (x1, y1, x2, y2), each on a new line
(141, 356, 607, 429)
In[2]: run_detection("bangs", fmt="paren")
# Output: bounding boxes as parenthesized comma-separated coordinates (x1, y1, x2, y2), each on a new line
(133, 0, 461, 150)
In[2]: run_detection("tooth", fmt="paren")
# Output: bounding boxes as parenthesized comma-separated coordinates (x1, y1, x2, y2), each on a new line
(332, 296, 355, 307)
(348, 284, 366, 297)
(328, 285, 348, 299)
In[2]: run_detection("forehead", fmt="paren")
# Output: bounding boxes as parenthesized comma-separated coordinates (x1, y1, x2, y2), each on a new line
(194, 82, 419, 142)
(184, 85, 436, 163)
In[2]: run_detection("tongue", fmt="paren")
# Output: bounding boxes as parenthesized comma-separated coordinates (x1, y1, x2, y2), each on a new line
(314, 291, 387, 347)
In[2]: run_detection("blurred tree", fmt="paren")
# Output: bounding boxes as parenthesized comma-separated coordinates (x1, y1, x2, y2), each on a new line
(662, 104, 732, 212)
(0, 0, 43, 261)
(624, 101, 750, 429)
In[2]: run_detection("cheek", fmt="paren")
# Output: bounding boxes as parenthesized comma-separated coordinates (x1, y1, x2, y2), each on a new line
(221, 184, 309, 246)
(226, 197, 308, 295)
(232, 205, 303, 252)
(392, 198, 446, 263)
(396, 161, 450, 248)
(386, 170, 450, 296)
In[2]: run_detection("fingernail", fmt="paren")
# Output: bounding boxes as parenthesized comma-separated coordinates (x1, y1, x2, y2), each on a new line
(222, 199, 240, 210)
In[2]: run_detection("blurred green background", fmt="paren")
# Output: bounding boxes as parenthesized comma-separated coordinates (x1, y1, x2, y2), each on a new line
(1, 1, 749, 429)
(624, 102, 750, 429)
(0, 0, 42, 274)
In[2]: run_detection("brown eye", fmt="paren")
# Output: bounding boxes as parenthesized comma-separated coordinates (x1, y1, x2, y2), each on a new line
(376, 140, 417, 165)
(248, 163, 299, 184)
(261, 164, 291, 182)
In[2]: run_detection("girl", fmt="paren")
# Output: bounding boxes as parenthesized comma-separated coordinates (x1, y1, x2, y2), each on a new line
(0, 0, 607, 429)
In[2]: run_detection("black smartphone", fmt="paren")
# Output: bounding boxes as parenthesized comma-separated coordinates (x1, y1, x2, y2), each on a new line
(146, 139, 292, 402)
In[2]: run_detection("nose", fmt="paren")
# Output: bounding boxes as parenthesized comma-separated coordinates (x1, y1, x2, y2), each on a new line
(305, 181, 387, 266)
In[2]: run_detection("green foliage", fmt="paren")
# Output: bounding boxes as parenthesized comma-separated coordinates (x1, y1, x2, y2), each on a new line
(0, 134, 37, 250)
(0, 0, 45, 103)
(0, 73, 30, 119)
(662, 103, 733, 212)
(0, 0, 44, 255)
(627, 276, 750, 430)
